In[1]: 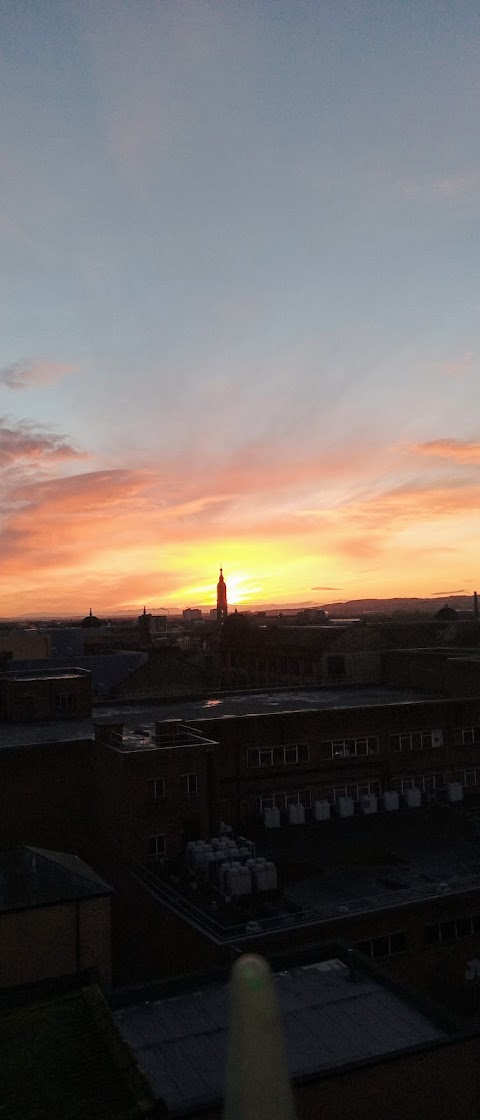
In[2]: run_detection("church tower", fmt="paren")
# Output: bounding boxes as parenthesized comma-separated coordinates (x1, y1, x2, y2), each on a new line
(216, 568, 228, 621)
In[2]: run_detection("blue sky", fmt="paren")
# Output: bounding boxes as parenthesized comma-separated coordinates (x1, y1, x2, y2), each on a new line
(1, 1, 479, 614)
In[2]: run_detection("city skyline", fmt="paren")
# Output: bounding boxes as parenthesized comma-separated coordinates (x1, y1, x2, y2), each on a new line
(1, 2, 480, 616)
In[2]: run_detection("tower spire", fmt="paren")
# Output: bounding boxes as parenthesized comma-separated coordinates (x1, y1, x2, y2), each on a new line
(216, 567, 228, 622)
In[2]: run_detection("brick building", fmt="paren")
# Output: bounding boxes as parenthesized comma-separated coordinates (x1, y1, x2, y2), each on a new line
(0, 667, 91, 721)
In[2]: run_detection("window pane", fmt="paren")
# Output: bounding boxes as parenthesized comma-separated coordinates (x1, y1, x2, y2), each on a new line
(356, 739, 368, 756)
(389, 932, 406, 954)
(355, 941, 372, 958)
(424, 924, 440, 946)
(284, 747, 297, 764)
(372, 936, 390, 958)
(456, 917, 473, 938)
(368, 737, 379, 755)
(412, 733, 422, 750)
(298, 744, 309, 762)
(440, 921, 455, 943)
(260, 750, 273, 766)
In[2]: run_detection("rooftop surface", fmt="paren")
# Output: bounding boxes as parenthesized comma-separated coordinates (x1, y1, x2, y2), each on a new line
(140, 805, 480, 943)
(0, 847, 112, 912)
(0, 684, 444, 748)
(115, 957, 447, 1115)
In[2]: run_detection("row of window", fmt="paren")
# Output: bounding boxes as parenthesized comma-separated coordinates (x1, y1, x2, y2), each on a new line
(257, 771, 460, 812)
(425, 916, 480, 946)
(247, 745, 309, 768)
(456, 768, 480, 787)
(356, 917, 480, 958)
(246, 726, 480, 770)
(320, 737, 379, 759)
(356, 932, 406, 959)
(392, 730, 443, 752)
(390, 773, 447, 794)
(147, 774, 197, 800)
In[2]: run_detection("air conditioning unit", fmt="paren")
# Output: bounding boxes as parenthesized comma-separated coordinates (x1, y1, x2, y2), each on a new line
(432, 729, 443, 748)
(446, 782, 463, 803)
(264, 806, 280, 828)
(313, 800, 331, 822)
(381, 791, 399, 811)
(359, 794, 377, 815)
(337, 796, 354, 818)
(403, 787, 422, 809)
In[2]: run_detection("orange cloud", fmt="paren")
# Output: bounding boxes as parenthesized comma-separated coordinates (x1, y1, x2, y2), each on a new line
(410, 438, 480, 464)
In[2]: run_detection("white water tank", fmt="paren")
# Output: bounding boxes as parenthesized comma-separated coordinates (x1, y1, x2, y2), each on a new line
(288, 802, 305, 824)
(403, 787, 422, 809)
(313, 800, 331, 821)
(252, 859, 278, 892)
(337, 796, 354, 818)
(381, 791, 399, 811)
(264, 806, 280, 828)
(446, 782, 463, 803)
(359, 794, 377, 815)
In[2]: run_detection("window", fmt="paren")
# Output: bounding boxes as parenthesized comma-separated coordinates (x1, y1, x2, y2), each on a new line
(257, 788, 312, 813)
(356, 932, 406, 958)
(147, 777, 165, 800)
(247, 744, 309, 768)
(148, 835, 165, 858)
(455, 727, 480, 746)
(424, 917, 480, 946)
(392, 730, 443, 752)
(182, 773, 198, 797)
(329, 736, 379, 759)
(54, 694, 73, 711)
(332, 780, 381, 803)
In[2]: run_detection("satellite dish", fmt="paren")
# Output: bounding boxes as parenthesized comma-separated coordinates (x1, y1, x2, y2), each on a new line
(465, 959, 480, 981)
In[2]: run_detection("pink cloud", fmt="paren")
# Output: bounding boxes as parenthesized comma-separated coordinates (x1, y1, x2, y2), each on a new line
(0, 417, 85, 466)
(0, 359, 75, 390)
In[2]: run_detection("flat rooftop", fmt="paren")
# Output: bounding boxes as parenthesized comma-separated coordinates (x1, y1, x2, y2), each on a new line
(139, 805, 480, 944)
(0, 685, 444, 748)
(115, 956, 448, 1115)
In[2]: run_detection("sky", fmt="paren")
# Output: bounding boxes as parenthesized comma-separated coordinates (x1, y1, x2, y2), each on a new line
(1, 0, 480, 616)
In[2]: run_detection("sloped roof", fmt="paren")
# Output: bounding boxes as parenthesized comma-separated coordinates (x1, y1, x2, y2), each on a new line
(0, 976, 155, 1119)
(0, 847, 112, 913)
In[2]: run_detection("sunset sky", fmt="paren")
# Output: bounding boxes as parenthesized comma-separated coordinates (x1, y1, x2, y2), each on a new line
(1, 1, 480, 616)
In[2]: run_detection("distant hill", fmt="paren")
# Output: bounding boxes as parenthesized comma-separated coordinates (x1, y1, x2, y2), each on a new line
(318, 596, 476, 618)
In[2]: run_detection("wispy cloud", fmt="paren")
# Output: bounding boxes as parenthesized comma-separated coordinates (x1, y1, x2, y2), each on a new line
(311, 585, 342, 591)
(411, 438, 480, 464)
(0, 417, 85, 466)
(431, 589, 466, 597)
(436, 352, 474, 377)
(0, 359, 74, 390)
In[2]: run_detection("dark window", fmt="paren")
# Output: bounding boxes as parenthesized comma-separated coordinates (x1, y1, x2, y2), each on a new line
(424, 924, 440, 946)
(356, 941, 373, 958)
(372, 936, 390, 958)
(259, 749, 273, 767)
(389, 931, 407, 954)
(182, 773, 198, 796)
(147, 777, 165, 800)
(148, 835, 165, 858)
(54, 693, 73, 711)
(456, 917, 473, 938)
(284, 747, 298, 765)
(297, 744, 309, 763)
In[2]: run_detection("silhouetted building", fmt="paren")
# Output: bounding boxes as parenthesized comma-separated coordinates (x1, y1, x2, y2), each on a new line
(216, 568, 227, 622)
(81, 607, 102, 628)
